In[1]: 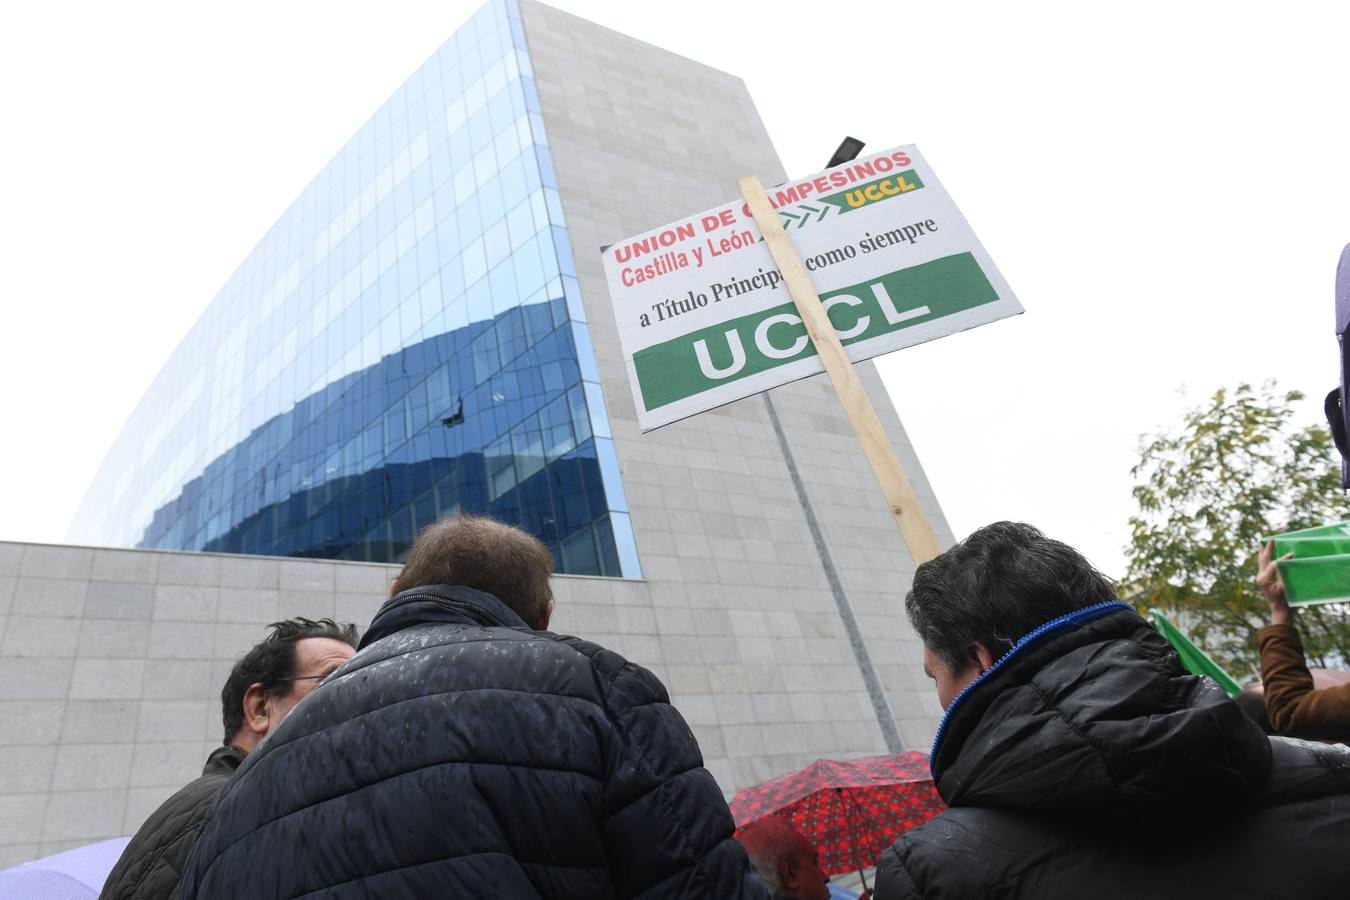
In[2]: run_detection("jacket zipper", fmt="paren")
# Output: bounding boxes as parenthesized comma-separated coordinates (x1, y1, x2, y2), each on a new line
(927, 600, 1133, 776)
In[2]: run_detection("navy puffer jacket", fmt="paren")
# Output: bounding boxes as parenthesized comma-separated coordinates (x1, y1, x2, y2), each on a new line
(176, 585, 765, 899)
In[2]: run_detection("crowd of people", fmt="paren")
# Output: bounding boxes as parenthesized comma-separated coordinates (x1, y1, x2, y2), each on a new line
(93, 515, 1348, 900)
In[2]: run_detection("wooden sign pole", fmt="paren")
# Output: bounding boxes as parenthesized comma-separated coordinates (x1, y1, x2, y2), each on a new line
(738, 174, 944, 566)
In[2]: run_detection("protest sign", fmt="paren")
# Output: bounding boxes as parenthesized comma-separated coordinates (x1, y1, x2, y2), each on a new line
(602, 144, 1023, 432)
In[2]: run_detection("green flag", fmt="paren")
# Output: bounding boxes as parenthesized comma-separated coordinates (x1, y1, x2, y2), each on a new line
(1263, 521, 1350, 607)
(1152, 612, 1242, 696)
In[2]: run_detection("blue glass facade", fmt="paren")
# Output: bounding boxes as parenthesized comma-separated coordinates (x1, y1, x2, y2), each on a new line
(70, 0, 639, 576)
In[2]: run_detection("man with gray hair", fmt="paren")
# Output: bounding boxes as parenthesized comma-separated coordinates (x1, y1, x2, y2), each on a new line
(737, 818, 841, 900)
(177, 514, 765, 899)
(874, 521, 1350, 899)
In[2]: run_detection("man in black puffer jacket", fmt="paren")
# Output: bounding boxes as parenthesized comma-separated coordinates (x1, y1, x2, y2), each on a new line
(875, 522, 1350, 900)
(176, 514, 765, 900)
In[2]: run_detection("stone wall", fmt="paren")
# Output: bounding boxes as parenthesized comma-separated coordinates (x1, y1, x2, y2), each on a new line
(0, 543, 394, 864)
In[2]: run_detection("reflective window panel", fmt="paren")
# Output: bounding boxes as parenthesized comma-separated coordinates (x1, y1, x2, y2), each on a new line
(70, 0, 639, 577)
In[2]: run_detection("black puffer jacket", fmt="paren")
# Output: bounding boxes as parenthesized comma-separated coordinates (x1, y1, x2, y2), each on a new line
(175, 585, 765, 899)
(101, 746, 244, 900)
(875, 602, 1350, 900)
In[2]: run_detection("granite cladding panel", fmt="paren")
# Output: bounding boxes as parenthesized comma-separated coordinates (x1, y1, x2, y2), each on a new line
(0, 542, 406, 862)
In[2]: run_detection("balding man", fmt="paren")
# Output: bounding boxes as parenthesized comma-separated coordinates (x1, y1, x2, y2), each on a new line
(176, 514, 765, 900)
(738, 818, 840, 900)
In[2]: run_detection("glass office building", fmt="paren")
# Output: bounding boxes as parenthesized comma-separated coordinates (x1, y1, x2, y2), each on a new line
(70, 0, 638, 576)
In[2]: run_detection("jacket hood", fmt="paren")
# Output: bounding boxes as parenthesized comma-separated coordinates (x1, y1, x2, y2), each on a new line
(931, 603, 1272, 828)
(359, 583, 528, 649)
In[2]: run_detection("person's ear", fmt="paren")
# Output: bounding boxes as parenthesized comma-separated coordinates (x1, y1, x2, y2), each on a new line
(388, 576, 400, 599)
(242, 682, 271, 735)
(783, 852, 799, 895)
(969, 642, 996, 674)
(540, 596, 555, 630)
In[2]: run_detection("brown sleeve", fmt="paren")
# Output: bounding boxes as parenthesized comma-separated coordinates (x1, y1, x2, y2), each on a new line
(1257, 623, 1350, 742)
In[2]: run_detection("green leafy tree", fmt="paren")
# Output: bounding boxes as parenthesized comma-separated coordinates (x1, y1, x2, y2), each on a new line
(1125, 382, 1350, 675)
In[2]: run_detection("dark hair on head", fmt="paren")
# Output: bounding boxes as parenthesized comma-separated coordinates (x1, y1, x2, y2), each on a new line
(393, 514, 555, 629)
(221, 617, 359, 744)
(906, 521, 1118, 672)
(1234, 684, 1274, 735)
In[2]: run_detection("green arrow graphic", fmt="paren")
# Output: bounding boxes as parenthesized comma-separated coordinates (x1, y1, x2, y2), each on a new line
(798, 203, 828, 225)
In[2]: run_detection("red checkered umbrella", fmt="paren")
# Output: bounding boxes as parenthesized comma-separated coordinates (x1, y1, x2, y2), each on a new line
(729, 752, 945, 883)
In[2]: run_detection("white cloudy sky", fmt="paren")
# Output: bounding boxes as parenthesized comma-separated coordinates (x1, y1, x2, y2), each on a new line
(1, 0, 1345, 577)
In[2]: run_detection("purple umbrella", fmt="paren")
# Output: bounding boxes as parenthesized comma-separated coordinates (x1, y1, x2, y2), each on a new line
(0, 837, 130, 899)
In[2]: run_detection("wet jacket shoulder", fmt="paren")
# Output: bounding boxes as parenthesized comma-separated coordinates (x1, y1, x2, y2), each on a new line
(875, 603, 1350, 900)
(100, 746, 243, 900)
(175, 585, 764, 900)
(1257, 622, 1350, 742)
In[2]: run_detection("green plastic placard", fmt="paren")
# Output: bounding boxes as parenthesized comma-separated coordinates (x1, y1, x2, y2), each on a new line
(1263, 521, 1350, 607)
(1152, 612, 1242, 696)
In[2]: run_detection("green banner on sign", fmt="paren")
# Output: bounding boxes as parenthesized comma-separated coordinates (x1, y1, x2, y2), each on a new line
(632, 252, 996, 412)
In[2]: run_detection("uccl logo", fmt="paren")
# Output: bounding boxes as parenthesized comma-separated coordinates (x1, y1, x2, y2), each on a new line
(632, 252, 999, 412)
(692, 284, 927, 380)
(777, 170, 927, 232)
(822, 170, 925, 215)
